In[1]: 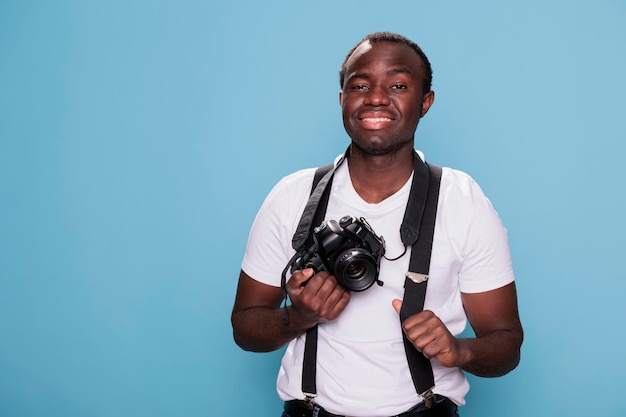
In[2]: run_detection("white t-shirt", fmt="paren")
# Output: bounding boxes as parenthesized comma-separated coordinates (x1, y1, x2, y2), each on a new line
(241, 153, 514, 417)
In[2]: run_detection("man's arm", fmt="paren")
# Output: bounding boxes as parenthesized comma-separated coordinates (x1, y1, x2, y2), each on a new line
(457, 282, 523, 376)
(231, 269, 351, 352)
(392, 282, 523, 377)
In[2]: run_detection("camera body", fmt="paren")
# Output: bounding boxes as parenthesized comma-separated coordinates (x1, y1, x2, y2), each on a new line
(291, 216, 386, 292)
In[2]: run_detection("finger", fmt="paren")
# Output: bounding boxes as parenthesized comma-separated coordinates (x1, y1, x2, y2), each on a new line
(314, 275, 348, 306)
(323, 290, 351, 321)
(409, 329, 438, 354)
(403, 313, 442, 348)
(288, 268, 315, 288)
(423, 340, 454, 361)
(302, 271, 336, 297)
(402, 310, 438, 331)
(324, 279, 349, 302)
(301, 276, 350, 321)
(421, 339, 444, 358)
(435, 348, 452, 357)
(392, 299, 402, 314)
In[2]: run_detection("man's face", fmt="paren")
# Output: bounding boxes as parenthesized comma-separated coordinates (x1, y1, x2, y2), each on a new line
(340, 41, 434, 156)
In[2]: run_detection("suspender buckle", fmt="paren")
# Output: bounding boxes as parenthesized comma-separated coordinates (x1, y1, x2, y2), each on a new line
(421, 388, 436, 408)
(406, 272, 429, 284)
(303, 394, 317, 410)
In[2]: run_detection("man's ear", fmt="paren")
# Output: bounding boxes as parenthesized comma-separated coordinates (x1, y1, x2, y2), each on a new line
(420, 90, 435, 118)
(339, 90, 343, 105)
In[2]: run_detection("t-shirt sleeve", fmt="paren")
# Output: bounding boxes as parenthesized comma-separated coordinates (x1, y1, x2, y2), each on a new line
(446, 170, 515, 293)
(241, 169, 315, 287)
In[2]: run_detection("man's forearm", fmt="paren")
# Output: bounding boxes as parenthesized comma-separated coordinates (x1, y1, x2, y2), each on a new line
(457, 329, 523, 377)
(232, 305, 315, 352)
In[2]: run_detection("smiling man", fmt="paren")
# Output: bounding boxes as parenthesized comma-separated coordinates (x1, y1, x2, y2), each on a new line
(231, 32, 523, 417)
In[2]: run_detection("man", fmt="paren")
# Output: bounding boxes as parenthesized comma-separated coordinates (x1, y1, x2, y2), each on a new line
(231, 32, 523, 417)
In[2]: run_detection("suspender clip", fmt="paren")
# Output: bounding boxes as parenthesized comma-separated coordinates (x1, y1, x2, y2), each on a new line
(303, 394, 317, 410)
(406, 272, 429, 284)
(421, 388, 436, 408)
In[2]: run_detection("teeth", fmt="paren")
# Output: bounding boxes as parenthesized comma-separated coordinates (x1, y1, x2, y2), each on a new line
(363, 118, 391, 122)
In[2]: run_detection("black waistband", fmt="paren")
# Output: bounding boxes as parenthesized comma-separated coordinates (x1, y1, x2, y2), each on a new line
(283, 396, 457, 417)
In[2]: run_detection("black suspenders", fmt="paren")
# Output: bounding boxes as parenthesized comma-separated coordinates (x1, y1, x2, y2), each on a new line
(400, 160, 442, 408)
(291, 152, 442, 408)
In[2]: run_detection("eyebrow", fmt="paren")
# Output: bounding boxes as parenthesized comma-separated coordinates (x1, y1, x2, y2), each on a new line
(348, 67, 412, 82)
(388, 67, 411, 76)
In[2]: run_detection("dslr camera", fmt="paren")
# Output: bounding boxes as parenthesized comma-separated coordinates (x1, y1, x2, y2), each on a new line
(291, 216, 386, 292)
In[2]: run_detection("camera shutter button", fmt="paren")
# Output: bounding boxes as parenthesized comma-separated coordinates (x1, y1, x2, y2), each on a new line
(339, 215, 353, 227)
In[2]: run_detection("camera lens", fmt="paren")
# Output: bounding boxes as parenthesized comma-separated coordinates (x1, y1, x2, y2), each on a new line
(345, 260, 367, 279)
(334, 249, 378, 292)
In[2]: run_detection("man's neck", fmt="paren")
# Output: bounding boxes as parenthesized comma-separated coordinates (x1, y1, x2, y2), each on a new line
(347, 145, 415, 204)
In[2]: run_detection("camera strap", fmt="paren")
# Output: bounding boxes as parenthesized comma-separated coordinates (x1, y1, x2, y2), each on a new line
(287, 152, 345, 402)
(399, 159, 442, 408)
(294, 150, 442, 408)
(298, 160, 337, 400)
(291, 154, 347, 252)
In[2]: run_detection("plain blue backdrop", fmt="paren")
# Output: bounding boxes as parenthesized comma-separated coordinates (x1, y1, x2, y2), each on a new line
(1, 1, 625, 416)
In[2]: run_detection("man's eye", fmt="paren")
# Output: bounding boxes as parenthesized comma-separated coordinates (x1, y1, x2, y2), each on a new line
(352, 84, 368, 90)
(392, 84, 407, 90)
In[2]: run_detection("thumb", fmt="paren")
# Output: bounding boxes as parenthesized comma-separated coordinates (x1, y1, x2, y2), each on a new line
(392, 298, 403, 314)
(289, 268, 315, 287)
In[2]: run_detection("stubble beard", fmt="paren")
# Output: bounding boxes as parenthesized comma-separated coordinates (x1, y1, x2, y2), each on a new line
(350, 132, 414, 159)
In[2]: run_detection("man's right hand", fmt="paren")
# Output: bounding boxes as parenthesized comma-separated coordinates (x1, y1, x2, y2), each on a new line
(231, 269, 350, 352)
(285, 268, 351, 325)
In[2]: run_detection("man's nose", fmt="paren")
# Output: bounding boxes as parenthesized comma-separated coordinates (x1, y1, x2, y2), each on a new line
(364, 85, 390, 106)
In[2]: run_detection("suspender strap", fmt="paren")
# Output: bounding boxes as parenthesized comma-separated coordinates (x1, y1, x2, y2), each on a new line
(300, 162, 334, 398)
(399, 162, 442, 407)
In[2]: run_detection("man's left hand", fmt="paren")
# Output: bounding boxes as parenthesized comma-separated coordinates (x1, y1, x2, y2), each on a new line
(392, 300, 469, 369)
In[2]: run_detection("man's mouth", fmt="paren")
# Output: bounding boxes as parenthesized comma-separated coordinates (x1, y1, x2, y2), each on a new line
(359, 116, 393, 130)
(362, 117, 392, 123)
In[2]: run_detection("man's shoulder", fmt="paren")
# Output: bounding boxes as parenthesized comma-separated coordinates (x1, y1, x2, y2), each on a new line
(272, 154, 344, 191)
(273, 166, 317, 190)
(260, 166, 319, 210)
(438, 166, 479, 191)
(433, 166, 494, 209)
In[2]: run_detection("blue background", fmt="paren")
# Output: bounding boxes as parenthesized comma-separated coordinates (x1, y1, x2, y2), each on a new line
(1, 1, 625, 416)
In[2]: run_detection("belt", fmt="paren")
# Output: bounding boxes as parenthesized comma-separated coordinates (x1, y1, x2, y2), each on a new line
(283, 396, 458, 417)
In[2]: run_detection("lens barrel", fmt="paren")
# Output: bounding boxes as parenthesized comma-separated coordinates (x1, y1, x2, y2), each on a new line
(333, 249, 378, 292)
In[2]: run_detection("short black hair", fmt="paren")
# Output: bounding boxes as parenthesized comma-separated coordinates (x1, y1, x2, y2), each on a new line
(339, 32, 433, 93)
